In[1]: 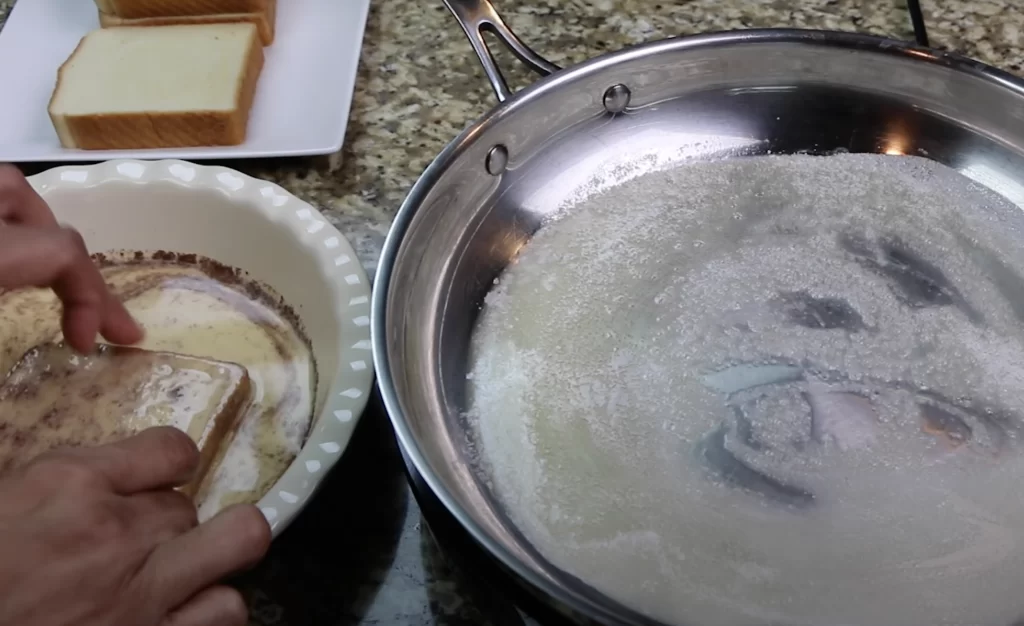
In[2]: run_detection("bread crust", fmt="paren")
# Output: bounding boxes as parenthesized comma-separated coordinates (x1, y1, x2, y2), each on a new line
(181, 360, 251, 498)
(46, 35, 90, 149)
(98, 0, 268, 20)
(48, 24, 265, 150)
(98, 0, 276, 46)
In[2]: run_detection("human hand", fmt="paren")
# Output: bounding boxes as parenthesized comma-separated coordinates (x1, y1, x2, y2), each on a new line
(0, 427, 271, 626)
(0, 164, 142, 352)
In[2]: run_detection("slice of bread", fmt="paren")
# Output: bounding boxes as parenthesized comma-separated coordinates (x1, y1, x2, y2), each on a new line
(94, 0, 268, 20)
(0, 342, 253, 498)
(48, 23, 264, 150)
(98, 0, 277, 46)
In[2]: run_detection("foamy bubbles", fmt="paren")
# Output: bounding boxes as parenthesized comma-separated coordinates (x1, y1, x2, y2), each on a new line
(466, 154, 1024, 626)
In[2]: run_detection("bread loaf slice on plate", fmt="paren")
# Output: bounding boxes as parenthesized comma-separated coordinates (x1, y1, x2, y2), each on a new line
(94, 0, 269, 20)
(98, 0, 277, 46)
(0, 342, 253, 498)
(48, 23, 264, 150)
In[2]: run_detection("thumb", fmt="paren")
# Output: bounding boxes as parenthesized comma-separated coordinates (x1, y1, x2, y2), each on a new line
(71, 427, 201, 495)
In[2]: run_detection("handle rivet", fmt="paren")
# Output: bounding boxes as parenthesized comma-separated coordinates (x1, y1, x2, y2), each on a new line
(603, 84, 631, 114)
(486, 144, 509, 175)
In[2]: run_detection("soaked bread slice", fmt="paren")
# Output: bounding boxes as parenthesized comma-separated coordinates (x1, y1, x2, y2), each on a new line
(0, 342, 251, 497)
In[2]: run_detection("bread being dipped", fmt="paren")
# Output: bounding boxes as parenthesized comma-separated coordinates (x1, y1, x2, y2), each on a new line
(0, 254, 317, 519)
(0, 342, 252, 497)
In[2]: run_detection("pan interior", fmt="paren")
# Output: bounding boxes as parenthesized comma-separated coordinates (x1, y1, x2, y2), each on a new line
(467, 149, 1024, 626)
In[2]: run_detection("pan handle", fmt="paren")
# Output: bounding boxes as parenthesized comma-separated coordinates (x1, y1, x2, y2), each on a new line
(443, 0, 561, 102)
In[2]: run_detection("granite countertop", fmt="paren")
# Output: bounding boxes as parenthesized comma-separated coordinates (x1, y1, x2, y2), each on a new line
(1, 0, 1023, 624)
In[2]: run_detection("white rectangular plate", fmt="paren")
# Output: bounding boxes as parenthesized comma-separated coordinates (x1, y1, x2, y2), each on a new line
(0, 0, 370, 161)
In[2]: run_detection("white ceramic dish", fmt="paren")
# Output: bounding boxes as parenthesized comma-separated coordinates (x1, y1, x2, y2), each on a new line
(28, 159, 375, 535)
(0, 0, 370, 162)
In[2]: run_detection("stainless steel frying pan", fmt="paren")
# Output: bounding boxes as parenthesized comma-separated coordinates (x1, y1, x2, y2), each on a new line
(371, 1, 1024, 623)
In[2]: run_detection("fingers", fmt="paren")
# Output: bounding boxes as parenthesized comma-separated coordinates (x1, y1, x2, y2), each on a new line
(0, 225, 95, 290)
(76, 427, 201, 495)
(144, 504, 271, 611)
(49, 227, 142, 349)
(98, 295, 145, 347)
(0, 223, 142, 351)
(0, 164, 143, 348)
(162, 586, 248, 626)
(0, 164, 59, 227)
(128, 490, 199, 544)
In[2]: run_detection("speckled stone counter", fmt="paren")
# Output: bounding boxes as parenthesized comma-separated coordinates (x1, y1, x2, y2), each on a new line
(1, 0, 1023, 624)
